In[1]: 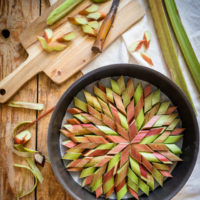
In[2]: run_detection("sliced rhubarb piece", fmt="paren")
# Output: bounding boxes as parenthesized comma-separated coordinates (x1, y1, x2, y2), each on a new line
(80, 167, 96, 178)
(164, 135, 183, 144)
(82, 174, 94, 187)
(74, 114, 90, 123)
(113, 92, 126, 115)
(111, 79, 121, 95)
(62, 152, 81, 160)
(140, 152, 160, 163)
(85, 135, 108, 144)
(144, 103, 160, 124)
(87, 12, 106, 21)
(68, 16, 88, 25)
(152, 89, 160, 106)
(129, 40, 144, 52)
(130, 157, 140, 176)
(94, 85, 107, 102)
(14, 130, 32, 145)
(118, 112, 128, 130)
(98, 98, 112, 118)
(82, 24, 97, 37)
(67, 118, 81, 125)
(153, 131, 171, 143)
(144, 84, 152, 98)
(128, 168, 139, 184)
(63, 124, 91, 135)
(44, 28, 53, 43)
(88, 105, 101, 120)
(127, 99, 135, 124)
(139, 179, 149, 196)
(56, 31, 76, 42)
(109, 103, 121, 124)
(106, 87, 114, 103)
(153, 163, 170, 171)
(166, 118, 180, 131)
(133, 144, 153, 152)
(96, 125, 118, 135)
(88, 20, 100, 30)
(120, 146, 130, 168)
(152, 167, 163, 186)
(143, 30, 151, 49)
(67, 107, 82, 115)
(79, 4, 99, 15)
(129, 120, 138, 141)
(62, 140, 76, 148)
(160, 170, 172, 177)
(148, 143, 168, 151)
(144, 93, 152, 113)
(140, 134, 159, 144)
(74, 97, 87, 112)
(153, 152, 172, 164)
(127, 78, 134, 98)
(131, 130, 148, 143)
(166, 106, 177, 114)
(157, 102, 170, 115)
(107, 143, 128, 154)
(122, 89, 130, 108)
(166, 144, 182, 154)
(141, 52, 153, 66)
(117, 76, 126, 94)
(171, 128, 185, 135)
(160, 151, 182, 162)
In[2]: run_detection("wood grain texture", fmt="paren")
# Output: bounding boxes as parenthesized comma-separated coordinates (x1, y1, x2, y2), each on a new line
(36, 4, 81, 200)
(0, 0, 145, 103)
(0, 0, 40, 200)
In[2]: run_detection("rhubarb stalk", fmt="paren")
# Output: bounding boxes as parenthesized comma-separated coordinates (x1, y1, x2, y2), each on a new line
(164, 0, 200, 92)
(91, 0, 120, 53)
(148, 0, 195, 110)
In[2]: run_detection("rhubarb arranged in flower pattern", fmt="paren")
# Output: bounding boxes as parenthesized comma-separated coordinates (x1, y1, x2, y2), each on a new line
(61, 76, 184, 200)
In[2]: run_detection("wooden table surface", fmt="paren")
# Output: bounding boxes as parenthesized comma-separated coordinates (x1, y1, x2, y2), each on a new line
(0, 1, 82, 199)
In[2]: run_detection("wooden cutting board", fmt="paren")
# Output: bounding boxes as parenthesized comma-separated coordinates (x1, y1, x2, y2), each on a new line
(0, 0, 144, 103)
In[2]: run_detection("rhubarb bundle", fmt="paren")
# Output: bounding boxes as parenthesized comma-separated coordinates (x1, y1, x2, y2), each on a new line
(61, 76, 184, 200)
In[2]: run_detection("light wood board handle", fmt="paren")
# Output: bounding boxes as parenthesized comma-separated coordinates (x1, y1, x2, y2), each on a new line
(0, 56, 42, 103)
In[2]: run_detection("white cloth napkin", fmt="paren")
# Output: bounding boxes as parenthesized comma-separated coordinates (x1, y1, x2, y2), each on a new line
(50, 0, 200, 198)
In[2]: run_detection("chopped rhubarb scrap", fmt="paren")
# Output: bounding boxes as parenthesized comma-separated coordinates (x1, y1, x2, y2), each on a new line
(44, 28, 53, 43)
(129, 40, 144, 52)
(141, 52, 153, 66)
(143, 30, 151, 49)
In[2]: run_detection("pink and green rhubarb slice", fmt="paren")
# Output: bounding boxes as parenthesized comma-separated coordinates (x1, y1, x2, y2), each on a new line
(61, 76, 184, 200)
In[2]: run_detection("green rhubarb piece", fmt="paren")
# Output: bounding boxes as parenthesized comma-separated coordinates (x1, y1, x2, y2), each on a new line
(62, 152, 81, 160)
(97, 125, 118, 135)
(157, 102, 170, 115)
(96, 143, 115, 149)
(87, 12, 102, 21)
(122, 89, 130, 108)
(166, 118, 180, 131)
(130, 157, 140, 177)
(118, 112, 128, 130)
(128, 178, 138, 192)
(106, 87, 114, 103)
(107, 153, 120, 174)
(164, 135, 183, 144)
(166, 144, 182, 154)
(153, 163, 170, 171)
(85, 156, 107, 167)
(94, 86, 107, 102)
(111, 79, 121, 95)
(117, 184, 127, 200)
(80, 167, 96, 178)
(74, 97, 87, 112)
(144, 94, 152, 113)
(91, 176, 102, 192)
(165, 113, 178, 125)
(98, 98, 112, 118)
(8, 101, 44, 110)
(128, 168, 138, 184)
(83, 90, 94, 106)
(140, 152, 160, 162)
(140, 135, 159, 144)
(134, 84, 143, 104)
(139, 179, 149, 196)
(147, 175, 154, 190)
(93, 97, 102, 112)
(148, 0, 194, 109)
(47, 0, 83, 25)
(152, 167, 163, 186)
(164, 0, 200, 93)
(117, 76, 126, 94)
(153, 115, 169, 127)
(88, 21, 99, 30)
(152, 90, 160, 106)
(74, 114, 89, 123)
(136, 110, 144, 130)
(103, 178, 114, 194)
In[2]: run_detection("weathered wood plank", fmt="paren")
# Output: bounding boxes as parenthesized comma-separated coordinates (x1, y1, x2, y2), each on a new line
(0, 0, 40, 200)
(35, 1, 80, 200)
